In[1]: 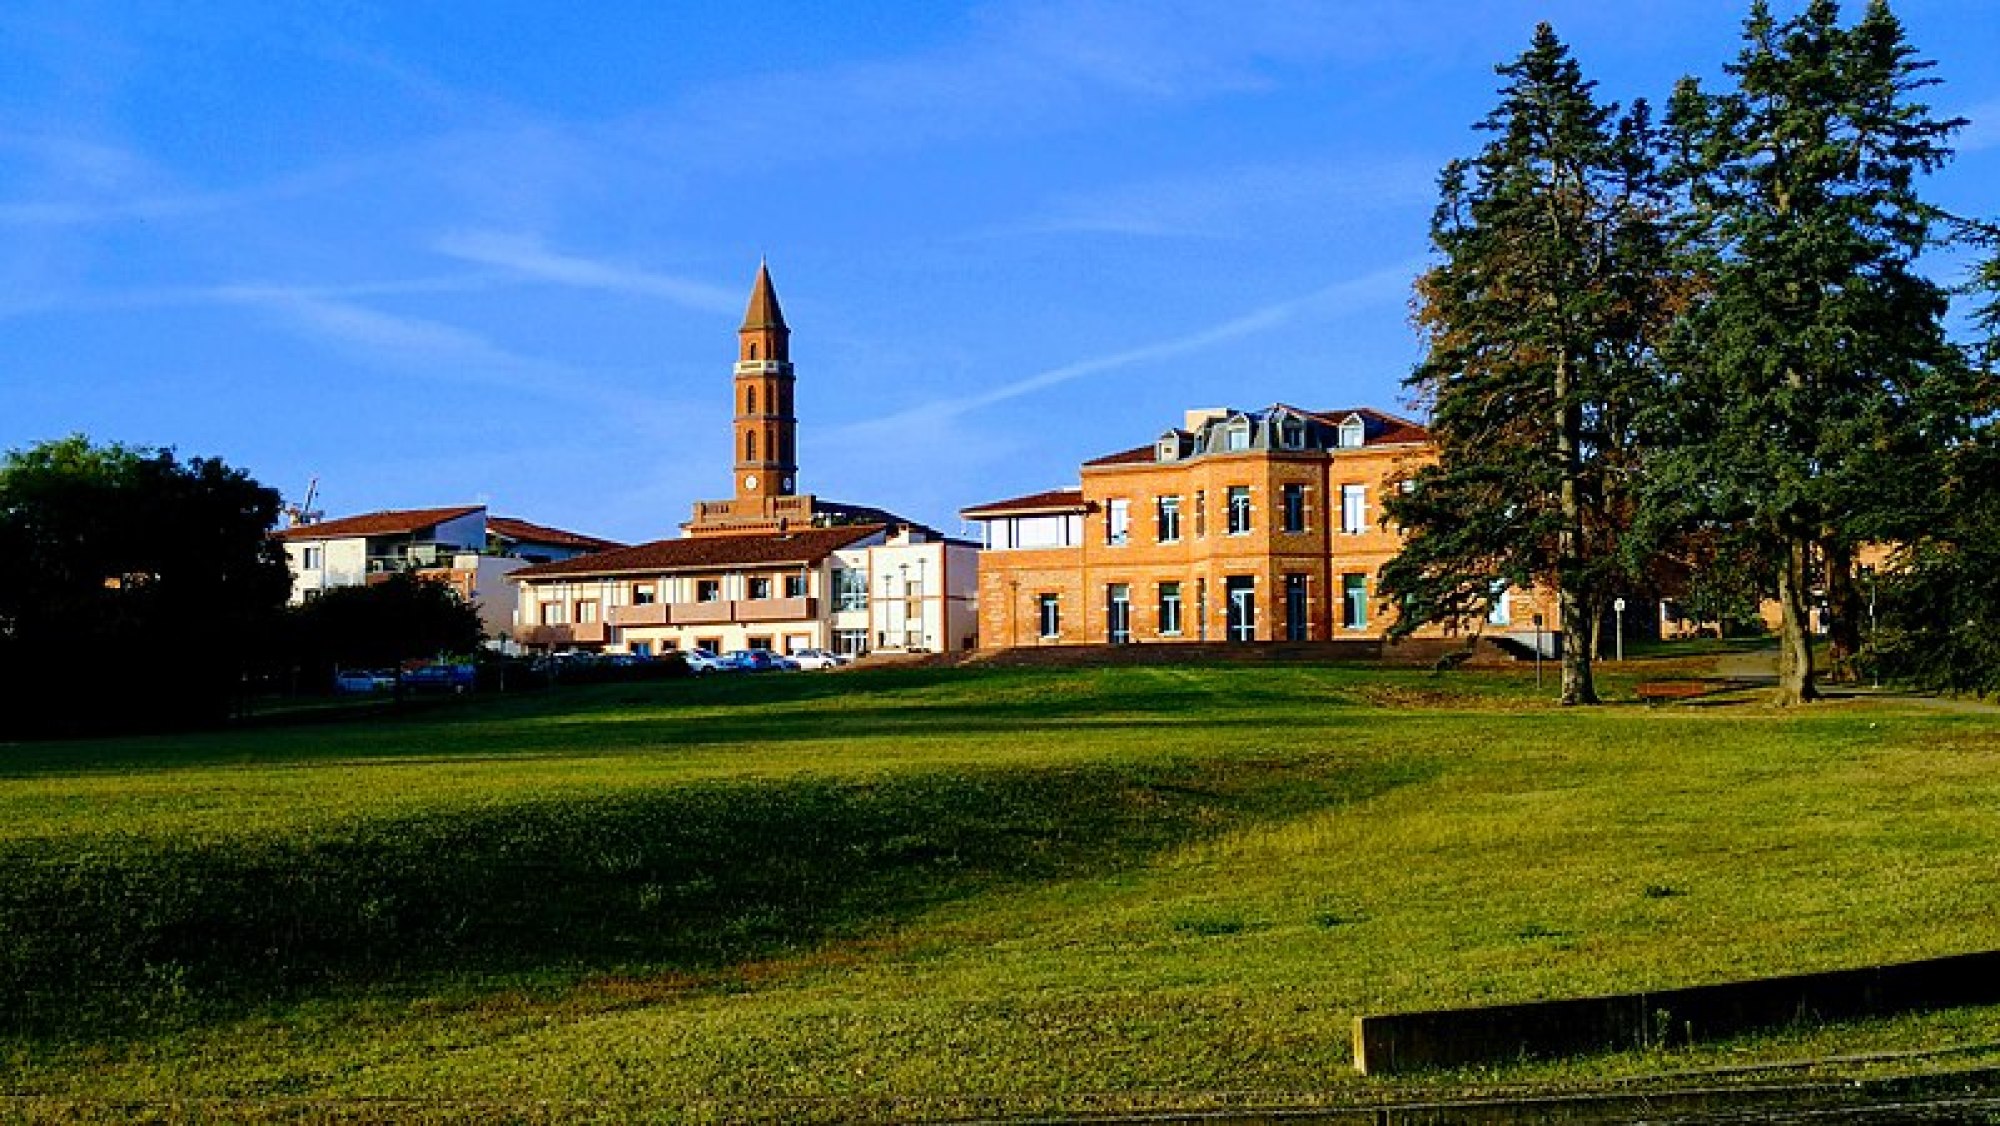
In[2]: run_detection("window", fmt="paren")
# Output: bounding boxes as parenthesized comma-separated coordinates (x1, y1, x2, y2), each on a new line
(1281, 420, 1305, 449)
(1285, 574, 1309, 641)
(301, 546, 323, 570)
(1158, 581, 1183, 637)
(1489, 583, 1512, 626)
(1224, 423, 1250, 452)
(540, 602, 567, 626)
(834, 628, 868, 656)
(697, 579, 721, 602)
(749, 343, 759, 361)
(1038, 593, 1061, 638)
(745, 431, 758, 461)
(1106, 498, 1130, 546)
(1156, 495, 1181, 543)
(905, 580, 923, 622)
(785, 574, 808, 598)
(749, 576, 773, 600)
(576, 600, 599, 623)
(1343, 573, 1369, 630)
(834, 568, 868, 611)
(1196, 578, 1209, 641)
(746, 386, 757, 413)
(1225, 576, 1256, 642)
(748, 636, 772, 651)
(1227, 486, 1252, 535)
(697, 636, 722, 653)
(1194, 490, 1207, 537)
(630, 642, 652, 658)
(1340, 417, 1366, 448)
(633, 583, 657, 606)
(1107, 584, 1131, 644)
(1282, 483, 1306, 533)
(1341, 485, 1368, 534)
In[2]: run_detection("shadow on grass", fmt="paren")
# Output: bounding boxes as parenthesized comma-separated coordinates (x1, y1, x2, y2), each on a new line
(0, 751, 1436, 1042)
(0, 663, 1510, 778)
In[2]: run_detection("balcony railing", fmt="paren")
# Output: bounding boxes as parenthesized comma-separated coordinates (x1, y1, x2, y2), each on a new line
(671, 600, 733, 625)
(736, 596, 814, 623)
(520, 621, 606, 646)
(608, 603, 669, 627)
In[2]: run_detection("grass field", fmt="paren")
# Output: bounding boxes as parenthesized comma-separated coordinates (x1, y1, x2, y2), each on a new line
(4, 655, 2000, 1122)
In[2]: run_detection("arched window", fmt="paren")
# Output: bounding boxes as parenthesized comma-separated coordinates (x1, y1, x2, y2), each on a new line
(749, 343, 760, 360)
(746, 386, 757, 414)
(746, 431, 758, 461)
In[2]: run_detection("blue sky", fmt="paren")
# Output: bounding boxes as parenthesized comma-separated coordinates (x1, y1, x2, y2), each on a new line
(5, 1, 1998, 544)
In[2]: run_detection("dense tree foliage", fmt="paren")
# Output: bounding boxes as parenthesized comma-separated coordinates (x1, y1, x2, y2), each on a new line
(283, 572, 484, 688)
(1380, 24, 1683, 705)
(0, 436, 291, 736)
(1651, 0, 1974, 704)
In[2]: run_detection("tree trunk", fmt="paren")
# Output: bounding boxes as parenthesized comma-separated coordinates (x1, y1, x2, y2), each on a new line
(1822, 538, 1862, 684)
(1560, 589, 1599, 705)
(1553, 350, 1598, 706)
(1774, 533, 1819, 706)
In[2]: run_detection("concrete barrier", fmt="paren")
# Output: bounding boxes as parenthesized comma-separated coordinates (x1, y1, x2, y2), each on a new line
(1353, 950, 2000, 1075)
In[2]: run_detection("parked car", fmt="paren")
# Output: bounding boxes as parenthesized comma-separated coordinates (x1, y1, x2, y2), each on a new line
(788, 648, 850, 670)
(727, 649, 798, 672)
(682, 648, 736, 674)
(333, 669, 396, 694)
(400, 662, 477, 692)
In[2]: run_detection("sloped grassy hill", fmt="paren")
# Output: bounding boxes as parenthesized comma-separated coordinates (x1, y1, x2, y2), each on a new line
(4, 660, 1998, 1121)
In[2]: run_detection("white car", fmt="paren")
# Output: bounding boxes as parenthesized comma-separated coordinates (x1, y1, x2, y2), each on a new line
(788, 648, 851, 670)
(681, 648, 736, 674)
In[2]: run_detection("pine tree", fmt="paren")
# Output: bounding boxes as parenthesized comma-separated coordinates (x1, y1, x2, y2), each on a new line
(1381, 24, 1681, 705)
(1655, 0, 1971, 705)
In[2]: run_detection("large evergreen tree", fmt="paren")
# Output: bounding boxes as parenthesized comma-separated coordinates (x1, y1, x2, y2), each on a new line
(1380, 24, 1680, 705)
(0, 436, 291, 735)
(1654, 0, 1971, 705)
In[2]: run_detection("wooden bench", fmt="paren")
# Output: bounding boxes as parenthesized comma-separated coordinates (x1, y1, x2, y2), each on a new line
(1635, 680, 1712, 705)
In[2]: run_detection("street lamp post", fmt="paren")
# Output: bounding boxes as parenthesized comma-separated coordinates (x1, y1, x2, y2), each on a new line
(1613, 597, 1627, 663)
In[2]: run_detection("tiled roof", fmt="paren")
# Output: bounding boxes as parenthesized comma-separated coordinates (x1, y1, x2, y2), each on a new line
(275, 505, 483, 541)
(1082, 445, 1155, 467)
(488, 516, 623, 553)
(510, 524, 884, 580)
(1303, 406, 1433, 446)
(960, 488, 1088, 518)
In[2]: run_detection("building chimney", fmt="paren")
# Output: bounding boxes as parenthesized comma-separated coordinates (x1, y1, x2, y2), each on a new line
(1184, 407, 1228, 431)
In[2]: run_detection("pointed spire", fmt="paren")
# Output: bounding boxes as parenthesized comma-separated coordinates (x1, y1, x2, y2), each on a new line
(740, 260, 787, 331)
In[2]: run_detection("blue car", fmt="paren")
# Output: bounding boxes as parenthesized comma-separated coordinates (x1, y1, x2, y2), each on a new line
(400, 663, 476, 692)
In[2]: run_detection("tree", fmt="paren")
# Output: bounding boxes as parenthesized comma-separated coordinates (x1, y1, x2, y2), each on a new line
(1653, 0, 1973, 705)
(0, 436, 292, 735)
(1380, 24, 1682, 705)
(284, 572, 484, 687)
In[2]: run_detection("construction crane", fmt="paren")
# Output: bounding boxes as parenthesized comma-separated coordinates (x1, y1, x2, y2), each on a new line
(283, 476, 322, 529)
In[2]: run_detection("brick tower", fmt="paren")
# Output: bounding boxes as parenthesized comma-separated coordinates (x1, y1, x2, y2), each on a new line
(734, 261, 796, 502)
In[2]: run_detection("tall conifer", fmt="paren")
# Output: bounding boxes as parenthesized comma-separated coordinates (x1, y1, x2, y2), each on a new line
(1382, 24, 1679, 705)
(1656, 0, 1969, 704)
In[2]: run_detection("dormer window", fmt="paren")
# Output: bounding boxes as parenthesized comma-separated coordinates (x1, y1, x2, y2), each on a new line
(1157, 439, 1178, 462)
(1339, 415, 1366, 449)
(1281, 420, 1305, 450)
(1223, 423, 1250, 452)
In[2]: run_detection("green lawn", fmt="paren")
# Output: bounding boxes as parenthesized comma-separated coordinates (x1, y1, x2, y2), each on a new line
(4, 658, 1999, 1122)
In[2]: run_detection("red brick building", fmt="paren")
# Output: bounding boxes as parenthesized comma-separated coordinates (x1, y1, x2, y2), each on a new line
(962, 405, 1549, 649)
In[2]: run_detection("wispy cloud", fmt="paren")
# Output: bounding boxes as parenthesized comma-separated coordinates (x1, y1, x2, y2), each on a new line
(433, 231, 741, 313)
(836, 260, 1417, 436)
(1957, 99, 2000, 154)
(1006, 157, 1439, 240)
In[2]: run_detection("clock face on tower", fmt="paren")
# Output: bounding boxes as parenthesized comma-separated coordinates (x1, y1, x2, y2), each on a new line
(743, 475, 758, 491)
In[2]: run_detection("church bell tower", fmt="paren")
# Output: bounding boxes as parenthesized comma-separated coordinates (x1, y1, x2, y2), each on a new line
(734, 262, 796, 502)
